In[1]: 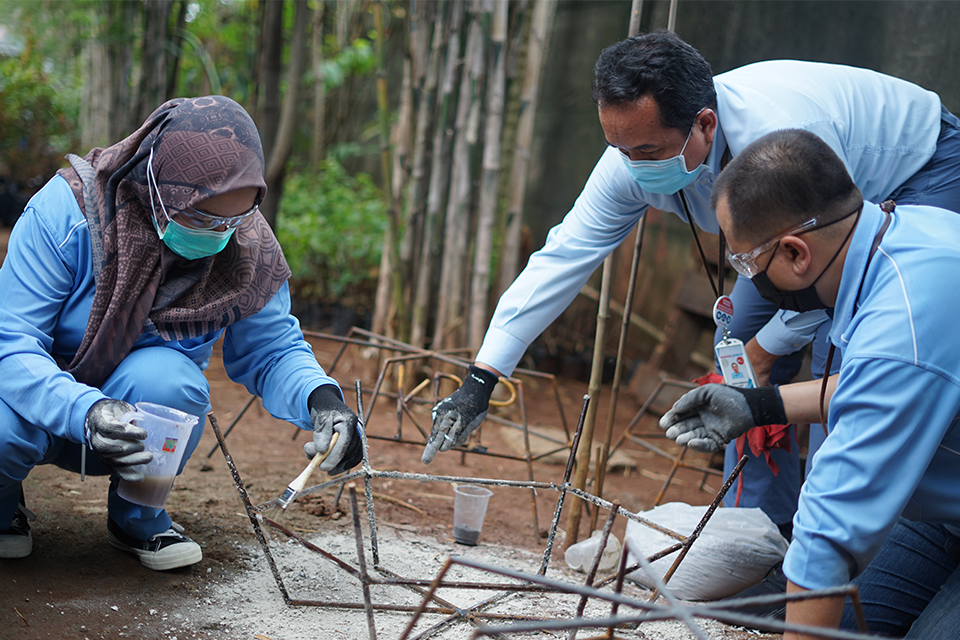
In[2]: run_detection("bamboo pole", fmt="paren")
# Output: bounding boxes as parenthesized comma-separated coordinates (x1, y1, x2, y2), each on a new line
(411, 3, 462, 349)
(310, 1, 326, 166)
(565, 0, 650, 548)
(433, 8, 485, 352)
(563, 251, 614, 548)
(468, 0, 508, 353)
(372, 1, 407, 341)
(497, 0, 557, 300)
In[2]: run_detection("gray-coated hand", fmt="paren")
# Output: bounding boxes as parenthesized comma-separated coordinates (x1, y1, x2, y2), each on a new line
(659, 384, 757, 452)
(85, 398, 153, 482)
(306, 385, 363, 475)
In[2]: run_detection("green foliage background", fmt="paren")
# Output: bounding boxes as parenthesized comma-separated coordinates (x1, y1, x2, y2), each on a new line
(277, 159, 386, 313)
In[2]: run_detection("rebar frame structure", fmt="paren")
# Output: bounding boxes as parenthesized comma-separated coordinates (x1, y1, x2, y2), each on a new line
(209, 326, 590, 544)
(210, 381, 879, 640)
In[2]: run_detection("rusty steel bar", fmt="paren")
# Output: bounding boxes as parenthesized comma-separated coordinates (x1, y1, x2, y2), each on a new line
(349, 484, 378, 640)
(356, 380, 381, 567)
(209, 412, 292, 604)
(568, 503, 621, 640)
(204, 395, 256, 458)
(537, 394, 590, 576)
(648, 454, 748, 602)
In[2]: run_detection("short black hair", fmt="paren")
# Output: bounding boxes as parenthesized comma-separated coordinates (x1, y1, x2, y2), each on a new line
(711, 129, 863, 245)
(591, 29, 717, 132)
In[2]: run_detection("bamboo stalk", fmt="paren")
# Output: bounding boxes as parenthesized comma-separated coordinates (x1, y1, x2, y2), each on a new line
(310, 1, 326, 167)
(411, 2, 462, 349)
(468, 0, 509, 353)
(433, 9, 485, 351)
(372, 1, 407, 341)
(497, 0, 557, 299)
(564, 253, 614, 549)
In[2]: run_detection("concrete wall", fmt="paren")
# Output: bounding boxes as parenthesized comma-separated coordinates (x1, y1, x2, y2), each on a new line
(523, 1, 960, 368)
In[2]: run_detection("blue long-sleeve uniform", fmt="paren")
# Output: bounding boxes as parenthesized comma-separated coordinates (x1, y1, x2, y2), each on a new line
(0, 175, 339, 537)
(785, 201, 960, 590)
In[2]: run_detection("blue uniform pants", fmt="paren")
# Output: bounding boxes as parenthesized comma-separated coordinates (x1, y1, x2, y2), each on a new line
(0, 347, 209, 540)
(716, 106, 960, 527)
(840, 519, 960, 638)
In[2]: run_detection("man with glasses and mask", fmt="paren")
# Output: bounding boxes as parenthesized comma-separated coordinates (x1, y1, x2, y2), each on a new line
(0, 96, 362, 570)
(422, 29, 960, 542)
(661, 128, 960, 640)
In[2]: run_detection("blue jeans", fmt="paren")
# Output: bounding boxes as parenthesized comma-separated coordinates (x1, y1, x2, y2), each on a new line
(719, 106, 960, 524)
(0, 347, 210, 540)
(840, 519, 960, 638)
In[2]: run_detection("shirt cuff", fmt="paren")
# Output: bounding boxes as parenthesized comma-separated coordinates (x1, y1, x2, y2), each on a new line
(475, 328, 530, 378)
(755, 310, 830, 356)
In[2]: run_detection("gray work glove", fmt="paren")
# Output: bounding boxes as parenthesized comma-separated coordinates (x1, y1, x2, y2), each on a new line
(658, 384, 787, 453)
(85, 398, 153, 482)
(422, 365, 499, 464)
(306, 385, 363, 475)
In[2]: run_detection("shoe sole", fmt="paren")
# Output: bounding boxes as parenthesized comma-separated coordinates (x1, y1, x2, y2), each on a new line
(0, 535, 32, 559)
(107, 530, 202, 571)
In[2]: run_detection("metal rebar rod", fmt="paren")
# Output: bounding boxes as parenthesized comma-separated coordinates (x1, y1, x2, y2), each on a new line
(604, 539, 632, 639)
(208, 411, 291, 604)
(538, 394, 590, 576)
(204, 395, 256, 457)
(649, 454, 748, 602)
(568, 504, 621, 640)
(349, 484, 378, 640)
(629, 538, 710, 640)
(356, 380, 380, 566)
(396, 558, 456, 640)
(256, 515, 361, 577)
(515, 378, 542, 545)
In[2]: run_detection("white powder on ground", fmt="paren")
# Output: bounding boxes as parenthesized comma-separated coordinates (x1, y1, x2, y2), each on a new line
(192, 522, 776, 640)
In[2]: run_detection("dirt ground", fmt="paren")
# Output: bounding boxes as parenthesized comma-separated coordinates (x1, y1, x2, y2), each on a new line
(0, 328, 786, 640)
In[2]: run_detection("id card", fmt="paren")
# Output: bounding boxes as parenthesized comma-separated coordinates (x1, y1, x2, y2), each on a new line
(715, 337, 758, 389)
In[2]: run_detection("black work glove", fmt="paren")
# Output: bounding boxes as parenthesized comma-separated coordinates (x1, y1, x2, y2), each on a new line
(306, 385, 363, 475)
(422, 365, 499, 464)
(85, 398, 153, 482)
(658, 384, 787, 453)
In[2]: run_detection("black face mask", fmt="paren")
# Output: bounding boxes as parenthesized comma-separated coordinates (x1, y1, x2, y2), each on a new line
(751, 206, 862, 313)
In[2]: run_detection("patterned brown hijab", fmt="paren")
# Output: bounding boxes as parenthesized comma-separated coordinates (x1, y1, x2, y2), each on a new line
(56, 96, 291, 387)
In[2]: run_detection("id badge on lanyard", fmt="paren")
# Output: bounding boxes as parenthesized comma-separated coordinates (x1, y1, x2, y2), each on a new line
(712, 295, 759, 389)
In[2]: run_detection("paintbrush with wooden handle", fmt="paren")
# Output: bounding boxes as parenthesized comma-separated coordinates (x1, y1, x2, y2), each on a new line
(276, 431, 340, 509)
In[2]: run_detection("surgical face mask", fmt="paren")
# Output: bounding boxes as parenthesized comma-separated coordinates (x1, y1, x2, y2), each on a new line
(151, 215, 235, 260)
(147, 146, 235, 260)
(619, 114, 706, 194)
(751, 205, 862, 313)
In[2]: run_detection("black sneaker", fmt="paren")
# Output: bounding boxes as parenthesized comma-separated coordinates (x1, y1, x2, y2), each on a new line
(0, 491, 35, 559)
(107, 517, 202, 571)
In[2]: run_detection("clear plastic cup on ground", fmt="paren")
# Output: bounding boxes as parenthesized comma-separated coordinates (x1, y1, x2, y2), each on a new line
(452, 484, 493, 546)
(116, 402, 199, 509)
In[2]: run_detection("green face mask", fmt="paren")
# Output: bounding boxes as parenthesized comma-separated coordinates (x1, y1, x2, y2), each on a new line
(147, 145, 236, 260)
(151, 215, 235, 260)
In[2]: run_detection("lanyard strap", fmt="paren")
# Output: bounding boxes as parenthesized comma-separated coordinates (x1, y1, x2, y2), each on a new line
(819, 202, 894, 430)
(683, 146, 733, 299)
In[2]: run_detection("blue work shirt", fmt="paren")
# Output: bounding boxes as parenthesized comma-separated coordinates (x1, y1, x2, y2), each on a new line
(784, 201, 960, 590)
(476, 59, 941, 376)
(0, 175, 339, 445)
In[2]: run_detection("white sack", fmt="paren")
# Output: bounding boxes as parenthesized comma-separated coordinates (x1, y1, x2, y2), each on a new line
(625, 502, 788, 600)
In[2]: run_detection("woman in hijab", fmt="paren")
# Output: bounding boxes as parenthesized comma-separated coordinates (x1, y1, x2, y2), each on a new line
(0, 96, 362, 570)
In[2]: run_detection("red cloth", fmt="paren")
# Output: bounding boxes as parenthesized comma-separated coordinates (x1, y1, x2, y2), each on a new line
(692, 372, 794, 506)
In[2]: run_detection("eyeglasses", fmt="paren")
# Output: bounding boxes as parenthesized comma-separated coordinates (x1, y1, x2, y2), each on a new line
(167, 201, 260, 230)
(147, 147, 259, 230)
(726, 217, 820, 278)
